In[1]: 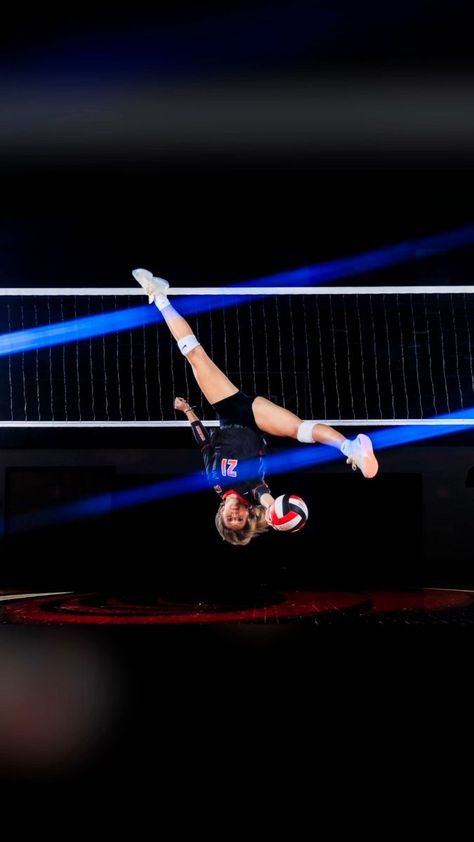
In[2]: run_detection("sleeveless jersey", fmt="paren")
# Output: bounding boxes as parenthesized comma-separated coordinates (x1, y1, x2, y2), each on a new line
(191, 420, 271, 504)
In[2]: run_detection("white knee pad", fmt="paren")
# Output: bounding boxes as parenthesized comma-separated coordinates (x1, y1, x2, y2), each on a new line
(177, 334, 200, 357)
(297, 420, 316, 443)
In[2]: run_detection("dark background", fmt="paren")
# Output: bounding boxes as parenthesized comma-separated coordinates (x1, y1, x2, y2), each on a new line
(1, 1, 474, 792)
(1, 464, 423, 592)
(1, 0, 473, 292)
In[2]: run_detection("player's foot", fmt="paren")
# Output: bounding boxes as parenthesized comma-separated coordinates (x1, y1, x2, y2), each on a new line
(132, 268, 169, 303)
(345, 434, 379, 478)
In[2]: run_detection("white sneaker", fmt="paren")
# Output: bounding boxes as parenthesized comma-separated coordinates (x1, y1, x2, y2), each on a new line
(346, 434, 379, 479)
(132, 268, 170, 304)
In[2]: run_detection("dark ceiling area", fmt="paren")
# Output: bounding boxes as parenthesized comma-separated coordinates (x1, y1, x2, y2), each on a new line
(0, 1, 473, 289)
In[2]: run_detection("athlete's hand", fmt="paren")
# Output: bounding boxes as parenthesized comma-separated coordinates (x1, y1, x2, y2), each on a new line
(265, 503, 277, 527)
(174, 396, 190, 413)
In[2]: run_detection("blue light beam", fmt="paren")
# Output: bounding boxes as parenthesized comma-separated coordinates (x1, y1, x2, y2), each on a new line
(1, 224, 473, 356)
(5, 409, 474, 536)
(238, 224, 474, 288)
(369, 408, 474, 449)
(0, 303, 159, 357)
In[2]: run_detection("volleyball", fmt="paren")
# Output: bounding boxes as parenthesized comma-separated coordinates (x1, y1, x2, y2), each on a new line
(270, 494, 308, 532)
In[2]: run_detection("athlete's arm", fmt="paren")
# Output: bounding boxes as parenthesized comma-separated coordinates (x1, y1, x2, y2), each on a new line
(256, 489, 278, 527)
(174, 396, 211, 447)
(258, 491, 275, 509)
(253, 481, 273, 505)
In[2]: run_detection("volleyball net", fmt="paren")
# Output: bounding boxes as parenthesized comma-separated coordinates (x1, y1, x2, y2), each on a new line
(0, 286, 473, 426)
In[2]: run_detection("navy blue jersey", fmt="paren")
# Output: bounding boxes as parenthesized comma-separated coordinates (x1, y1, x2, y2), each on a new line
(190, 420, 271, 505)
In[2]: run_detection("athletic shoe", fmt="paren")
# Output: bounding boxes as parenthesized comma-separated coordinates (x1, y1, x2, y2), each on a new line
(132, 268, 170, 303)
(346, 434, 379, 478)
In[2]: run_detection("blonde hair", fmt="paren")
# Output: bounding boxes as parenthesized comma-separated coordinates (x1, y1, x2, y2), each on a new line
(215, 503, 270, 547)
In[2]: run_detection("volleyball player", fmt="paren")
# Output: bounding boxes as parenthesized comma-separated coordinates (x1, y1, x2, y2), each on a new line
(132, 268, 379, 546)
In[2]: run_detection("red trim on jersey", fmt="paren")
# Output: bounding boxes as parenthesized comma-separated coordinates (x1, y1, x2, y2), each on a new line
(222, 490, 250, 506)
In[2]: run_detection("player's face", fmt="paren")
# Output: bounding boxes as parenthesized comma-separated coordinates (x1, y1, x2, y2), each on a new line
(222, 497, 250, 531)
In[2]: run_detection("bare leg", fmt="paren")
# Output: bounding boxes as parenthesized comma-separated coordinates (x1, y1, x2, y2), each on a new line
(160, 303, 239, 405)
(308, 423, 346, 448)
(159, 302, 196, 343)
(252, 396, 378, 476)
(252, 397, 345, 448)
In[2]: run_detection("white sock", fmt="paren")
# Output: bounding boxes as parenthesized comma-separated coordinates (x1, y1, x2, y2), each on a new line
(340, 438, 352, 456)
(155, 294, 170, 311)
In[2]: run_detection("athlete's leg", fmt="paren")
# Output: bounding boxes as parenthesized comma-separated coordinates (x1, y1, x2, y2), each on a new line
(133, 269, 238, 405)
(251, 397, 301, 437)
(252, 397, 345, 445)
(252, 397, 378, 478)
(161, 303, 240, 404)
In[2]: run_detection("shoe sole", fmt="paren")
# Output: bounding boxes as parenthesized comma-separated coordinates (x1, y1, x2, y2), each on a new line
(354, 434, 379, 478)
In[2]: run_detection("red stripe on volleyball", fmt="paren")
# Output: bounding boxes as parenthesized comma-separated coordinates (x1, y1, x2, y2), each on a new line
(274, 510, 300, 525)
(273, 516, 303, 531)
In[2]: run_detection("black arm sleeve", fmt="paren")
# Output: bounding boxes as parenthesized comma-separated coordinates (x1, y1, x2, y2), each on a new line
(190, 420, 211, 447)
(253, 482, 272, 504)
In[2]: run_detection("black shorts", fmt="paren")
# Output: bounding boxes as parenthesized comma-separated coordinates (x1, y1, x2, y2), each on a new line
(212, 391, 259, 432)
